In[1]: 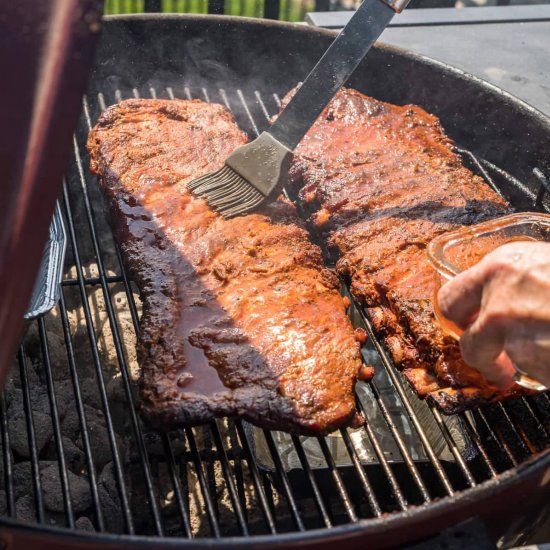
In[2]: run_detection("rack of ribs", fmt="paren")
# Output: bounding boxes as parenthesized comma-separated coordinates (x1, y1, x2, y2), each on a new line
(87, 98, 368, 435)
(287, 87, 528, 414)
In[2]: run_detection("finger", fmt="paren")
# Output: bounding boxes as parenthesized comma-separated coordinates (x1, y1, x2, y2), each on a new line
(490, 351, 517, 390)
(437, 241, 533, 328)
(505, 324, 550, 388)
(459, 315, 515, 388)
(437, 264, 487, 329)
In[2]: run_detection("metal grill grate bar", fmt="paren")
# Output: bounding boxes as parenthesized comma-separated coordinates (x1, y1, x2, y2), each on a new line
(339, 429, 382, 517)
(106, 190, 195, 537)
(57, 290, 105, 531)
(5, 82, 546, 542)
(355, 399, 408, 511)
(263, 430, 306, 531)
(254, 87, 443, 507)
(475, 408, 519, 468)
(508, 403, 549, 456)
(77, 97, 164, 536)
(252, 88, 435, 508)
(0, 394, 15, 517)
(184, 426, 221, 537)
(290, 435, 333, 528)
(161, 433, 193, 538)
(496, 403, 533, 460)
(428, 406, 475, 487)
(37, 318, 75, 528)
(226, 422, 249, 528)
(202, 428, 221, 534)
(234, 420, 278, 534)
(518, 398, 550, 444)
(367, 381, 432, 501)
(237, 89, 261, 137)
(534, 168, 550, 207)
(484, 409, 519, 466)
(210, 421, 250, 535)
(18, 348, 45, 523)
(61, 183, 135, 533)
(353, 296, 456, 496)
(457, 148, 507, 199)
(458, 413, 498, 477)
(316, 437, 358, 523)
(62, 275, 123, 287)
(537, 395, 550, 431)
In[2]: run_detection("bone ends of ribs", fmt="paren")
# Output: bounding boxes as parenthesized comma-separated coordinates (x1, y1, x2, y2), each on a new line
(288, 87, 530, 414)
(87, 98, 366, 436)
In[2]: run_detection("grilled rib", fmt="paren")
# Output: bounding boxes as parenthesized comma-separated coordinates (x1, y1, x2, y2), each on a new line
(287, 88, 528, 414)
(87, 98, 368, 435)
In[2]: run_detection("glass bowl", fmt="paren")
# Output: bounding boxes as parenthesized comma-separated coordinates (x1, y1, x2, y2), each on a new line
(427, 212, 550, 392)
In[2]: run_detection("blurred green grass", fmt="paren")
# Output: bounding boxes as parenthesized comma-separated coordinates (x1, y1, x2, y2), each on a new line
(103, 0, 315, 21)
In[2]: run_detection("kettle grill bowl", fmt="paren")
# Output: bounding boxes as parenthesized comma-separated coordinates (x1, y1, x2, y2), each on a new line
(2, 15, 550, 549)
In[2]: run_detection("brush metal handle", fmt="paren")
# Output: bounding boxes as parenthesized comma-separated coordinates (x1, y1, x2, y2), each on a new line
(268, 0, 402, 151)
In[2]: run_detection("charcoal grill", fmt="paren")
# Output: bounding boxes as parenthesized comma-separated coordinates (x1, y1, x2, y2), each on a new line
(3, 14, 550, 550)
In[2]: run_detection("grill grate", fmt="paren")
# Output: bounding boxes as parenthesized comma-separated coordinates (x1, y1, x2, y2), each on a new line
(2, 83, 550, 541)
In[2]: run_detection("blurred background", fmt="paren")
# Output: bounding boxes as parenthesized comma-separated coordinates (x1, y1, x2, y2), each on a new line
(103, 0, 550, 21)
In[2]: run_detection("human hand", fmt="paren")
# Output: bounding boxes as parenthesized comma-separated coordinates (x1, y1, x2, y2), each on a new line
(437, 241, 550, 389)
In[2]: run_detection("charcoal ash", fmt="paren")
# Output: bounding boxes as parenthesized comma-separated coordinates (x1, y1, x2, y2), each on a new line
(6, 378, 73, 459)
(12, 461, 57, 500)
(79, 380, 103, 410)
(14, 493, 71, 527)
(58, 277, 139, 383)
(24, 323, 70, 382)
(1, 245, 285, 540)
(74, 406, 128, 470)
(4, 360, 38, 399)
(60, 405, 81, 442)
(15, 494, 37, 523)
(43, 437, 85, 475)
(61, 402, 129, 471)
(41, 463, 92, 514)
(0, 444, 6, 487)
(75, 516, 95, 531)
(1, 300, 132, 531)
(98, 462, 125, 533)
(8, 390, 53, 458)
(11, 462, 36, 500)
(8, 414, 53, 458)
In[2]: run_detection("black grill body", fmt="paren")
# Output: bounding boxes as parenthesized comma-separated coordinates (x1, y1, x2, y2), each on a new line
(2, 15, 550, 550)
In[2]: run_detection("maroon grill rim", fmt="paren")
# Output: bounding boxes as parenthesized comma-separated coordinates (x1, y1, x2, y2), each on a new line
(0, 448, 549, 549)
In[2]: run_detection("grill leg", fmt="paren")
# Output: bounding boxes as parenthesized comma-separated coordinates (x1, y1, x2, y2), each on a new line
(208, 0, 225, 14)
(315, 0, 330, 10)
(144, 0, 162, 11)
(264, 0, 281, 19)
